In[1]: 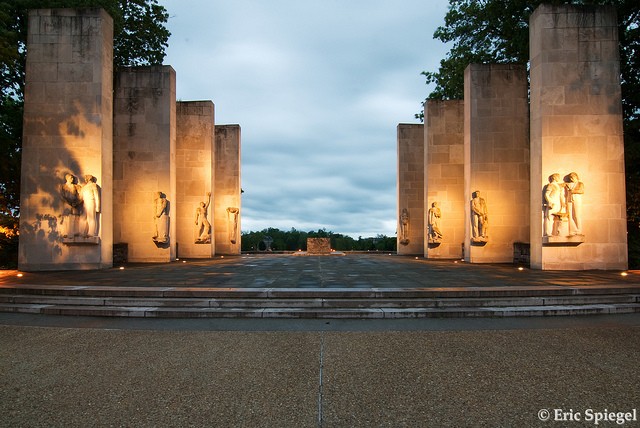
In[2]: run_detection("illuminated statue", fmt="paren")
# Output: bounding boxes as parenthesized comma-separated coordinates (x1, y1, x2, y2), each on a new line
(399, 208, 410, 245)
(81, 175, 100, 237)
(194, 192, 211, 243)
(227, 207, 239, 244)
(152, 192, 169, 243)
(60, 173, 82, 238)
(543, 173, 564, 236)
(471, 190, 488, 241)
(564, 172, 584, 235)
(428, 202, 443, 242)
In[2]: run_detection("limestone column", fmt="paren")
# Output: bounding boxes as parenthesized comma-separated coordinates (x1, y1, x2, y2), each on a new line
(176, 101, 215, 258)
(19, 8, 113, 270)
(397, 124, 424, 255)
(464, 64, 530, 263)
(214, 125, 242, 255)
(113, 66, 176, 262)
(424, 100, 464, 259)
(529, 4, 627, 270)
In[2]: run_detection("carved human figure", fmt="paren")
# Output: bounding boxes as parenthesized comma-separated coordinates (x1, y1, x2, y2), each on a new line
(81, 175, 101, 237)
(227, 207, 239, 244)
(60, 173, 82, 237)
(543, 173, 564, 237)
(194, 192, 211, 243)
(399, 208, 410, 245)
(428, 202, 443, 242)
(153, 192, 169, 243)
(471, 190, 488, 240)
(564, 172, 584, 235)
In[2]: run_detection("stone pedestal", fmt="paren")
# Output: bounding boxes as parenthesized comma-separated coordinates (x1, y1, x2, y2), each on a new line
(464, 64, 530, 263)
(19, 8, 113, 270)
(529, 4, 627, 270)
(214, 125, 242, 255)
(424, 100, 465, 259)
(176, 101, 215, 258)
(397, 124, 425, 255)
(113, 66, 176, 262)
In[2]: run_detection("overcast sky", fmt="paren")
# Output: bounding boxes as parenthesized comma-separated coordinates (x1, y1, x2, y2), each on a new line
(161, 0, 451, 238)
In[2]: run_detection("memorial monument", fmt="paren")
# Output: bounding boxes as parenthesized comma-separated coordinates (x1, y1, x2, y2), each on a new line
(19, 7, 243, 269)
(396, 124, 424, 255)
(424, 100, 465, 258)
(529, 4, 627, 270)
(18, 8, 114, 270)
(175, 101, 215, 258)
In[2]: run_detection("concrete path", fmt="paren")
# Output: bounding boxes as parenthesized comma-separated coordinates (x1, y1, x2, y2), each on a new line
(2, 313, 640, 427)
(2, 255, 639, 426)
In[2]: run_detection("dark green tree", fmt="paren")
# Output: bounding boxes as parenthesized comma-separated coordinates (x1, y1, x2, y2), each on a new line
(420, 0, 640, 267)
(0, 0, 170, 267)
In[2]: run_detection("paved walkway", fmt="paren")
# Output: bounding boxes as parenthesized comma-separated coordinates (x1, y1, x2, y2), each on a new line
(1, 253, 638, 289)
(2, 255, 639, 427)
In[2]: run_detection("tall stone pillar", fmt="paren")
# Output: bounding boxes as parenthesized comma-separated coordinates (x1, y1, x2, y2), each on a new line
(214, 125, 242, 255)
(424, 100, 464, 259)
(397, 124, 424, 255)
(176, 101, 215, 258)
(464, 64, 530, 263)
(530, 5, 627, 270)
(19, 8, 113, 270)
(113, 66, 176, 262)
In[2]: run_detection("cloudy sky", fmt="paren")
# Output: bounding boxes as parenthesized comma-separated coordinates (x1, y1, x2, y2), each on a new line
(161, 0, 451, 238)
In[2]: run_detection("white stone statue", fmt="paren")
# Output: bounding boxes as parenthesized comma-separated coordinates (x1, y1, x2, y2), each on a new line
(226, 207, 239, 244)
(399, 208, 410, 245)
(428, 202, 443, 242)
(60, 173, 82, 238)
(81, 174, 100, 237)
(564, 172, 584, 235)
(543, 173, 564, 236)
(194, 192, 211, 243)
(471, 190, 488, 241)
(152, 192, 169, 243)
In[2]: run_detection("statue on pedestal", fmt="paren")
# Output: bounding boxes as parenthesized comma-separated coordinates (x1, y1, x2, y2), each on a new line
(471, 190, 488, 242)
(194, 192, 211, 243)
(152, 192, 169, 244)
(564, 172, 584, 236)
(543, 173, 564, 237)
(428, 202, 443, 243)
(399, 208, 410, 245)
(60, 173, 82, 238)
(81, 175, 101, 237)
(227, 207, 239, 244)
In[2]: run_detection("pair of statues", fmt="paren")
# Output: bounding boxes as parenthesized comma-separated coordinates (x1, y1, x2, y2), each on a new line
(60, 173, 101, 239)
(543, 171, 584, 237)
(194, 194, 239, 245)
(400, 203, 444, 245)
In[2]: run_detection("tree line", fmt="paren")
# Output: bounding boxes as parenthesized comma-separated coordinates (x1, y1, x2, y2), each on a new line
(241, 228, 397, 253)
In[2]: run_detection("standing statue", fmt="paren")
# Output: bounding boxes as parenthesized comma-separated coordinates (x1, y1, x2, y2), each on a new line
(399, 208, 410, 245)
(81, 175, 101, 237)
(226, 207, 239, 244)
(194, 192, 212, 243)
(60, 173, 82, 238)
(428, 202, 443, 242)
(471, 190, 488, 242)
(542, 173, 564, 237)
(152, 192, 169, 244)
(564, 172, 584, 235)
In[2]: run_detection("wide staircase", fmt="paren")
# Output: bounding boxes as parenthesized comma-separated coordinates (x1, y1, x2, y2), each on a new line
(1, 283, 639, 318)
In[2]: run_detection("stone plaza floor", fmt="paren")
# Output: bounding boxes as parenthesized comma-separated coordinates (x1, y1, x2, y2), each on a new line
(1, 254, 639, 427)
(1, 253, 638, 289)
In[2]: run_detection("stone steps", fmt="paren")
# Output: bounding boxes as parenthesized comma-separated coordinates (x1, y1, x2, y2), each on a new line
(0, 284, 639, 318)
